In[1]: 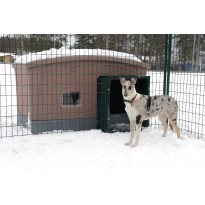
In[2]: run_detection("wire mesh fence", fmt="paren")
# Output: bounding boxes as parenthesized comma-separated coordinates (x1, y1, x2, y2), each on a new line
(0, 34, 204, 138)
(169, 35, 205, 138)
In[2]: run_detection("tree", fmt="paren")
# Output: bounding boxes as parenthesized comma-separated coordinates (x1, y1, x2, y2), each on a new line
(0, 35, 68, 54)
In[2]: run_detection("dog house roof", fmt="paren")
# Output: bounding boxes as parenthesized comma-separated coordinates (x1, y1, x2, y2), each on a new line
(14, 48, 150, 69)
(15, 48, 141, 63)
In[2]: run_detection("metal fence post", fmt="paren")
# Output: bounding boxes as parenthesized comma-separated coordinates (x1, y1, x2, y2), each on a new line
(163, 34, 168, 95)
(166, 34, 172, 95)
(163, 34, 172, 96)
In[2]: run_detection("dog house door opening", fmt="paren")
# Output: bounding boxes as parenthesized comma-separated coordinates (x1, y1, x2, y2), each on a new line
(97, 76, 150, 132)
(110, 79, 129, 131)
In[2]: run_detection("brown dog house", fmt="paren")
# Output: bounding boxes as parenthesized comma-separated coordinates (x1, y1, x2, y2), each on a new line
(13, 50, 150, 134)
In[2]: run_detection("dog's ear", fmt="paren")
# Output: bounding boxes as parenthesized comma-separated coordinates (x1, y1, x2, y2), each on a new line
(131, 78, 137, 85)
(120, 77, 126, 84)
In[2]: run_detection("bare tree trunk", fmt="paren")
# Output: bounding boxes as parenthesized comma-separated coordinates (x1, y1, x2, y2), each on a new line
(192, 34, 196, 71)
(115, 34, 118, 51)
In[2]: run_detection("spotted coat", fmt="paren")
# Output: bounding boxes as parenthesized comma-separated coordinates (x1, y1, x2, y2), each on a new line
(120, 77, 180, 147)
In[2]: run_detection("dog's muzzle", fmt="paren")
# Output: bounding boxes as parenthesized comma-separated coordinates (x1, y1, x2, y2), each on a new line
(124, 90, 128, 97)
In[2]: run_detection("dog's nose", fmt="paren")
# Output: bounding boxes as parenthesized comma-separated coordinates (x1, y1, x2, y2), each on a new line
(124, 93, 128, 97)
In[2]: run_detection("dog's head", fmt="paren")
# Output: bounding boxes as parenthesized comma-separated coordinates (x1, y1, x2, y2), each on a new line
(120, 77, 137, 97)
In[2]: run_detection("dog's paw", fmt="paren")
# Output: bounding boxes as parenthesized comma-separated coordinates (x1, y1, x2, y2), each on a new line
(125, 141, 131, 146)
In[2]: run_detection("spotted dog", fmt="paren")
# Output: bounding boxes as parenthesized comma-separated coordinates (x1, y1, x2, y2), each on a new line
(120, 77, 180, 147)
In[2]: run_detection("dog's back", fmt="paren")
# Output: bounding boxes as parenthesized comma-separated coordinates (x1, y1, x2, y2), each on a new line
(133, 94, 178, 120)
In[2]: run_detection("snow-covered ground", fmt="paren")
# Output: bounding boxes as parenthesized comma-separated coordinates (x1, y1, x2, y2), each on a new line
(0, 128, 205, 171)
(1, 128, 205, 205)
(0, 63, 205, 205)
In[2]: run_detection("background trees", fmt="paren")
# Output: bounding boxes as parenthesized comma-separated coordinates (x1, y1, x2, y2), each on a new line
(1, 34, 204, 71)
(0, 34, 68, 54)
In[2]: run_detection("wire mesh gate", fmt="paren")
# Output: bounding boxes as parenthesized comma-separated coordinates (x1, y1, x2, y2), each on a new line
(0, 34, 204, 138)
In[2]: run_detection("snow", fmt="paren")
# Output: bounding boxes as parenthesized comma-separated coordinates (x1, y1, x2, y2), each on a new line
(0, 128, 205, 171)
(15, 48, 142, 63)
(0, 52, 15, 57)
(1, 129, 205, 205)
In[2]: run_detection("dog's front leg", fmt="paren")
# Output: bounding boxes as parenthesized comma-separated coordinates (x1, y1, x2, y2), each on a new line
(125, 120, 135, 146)
(131, 122, 142, 147)
(131, 114, 142, 147)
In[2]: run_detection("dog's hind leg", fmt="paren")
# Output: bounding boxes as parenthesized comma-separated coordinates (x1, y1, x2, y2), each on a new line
(159, 112, 168, 137)
(168, 117, 181, 138)
(167, 110, 181, 138)
(125, 120, 135, 146)
(169, 123, 174, 131)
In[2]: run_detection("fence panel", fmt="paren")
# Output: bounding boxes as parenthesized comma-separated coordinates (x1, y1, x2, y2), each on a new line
(169, 35, 205, 138)
(0, 34, 204, 138)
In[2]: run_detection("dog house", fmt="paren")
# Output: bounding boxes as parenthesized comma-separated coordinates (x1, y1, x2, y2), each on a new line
(97, 76, 150, 132)
(13, 49, 150, 134)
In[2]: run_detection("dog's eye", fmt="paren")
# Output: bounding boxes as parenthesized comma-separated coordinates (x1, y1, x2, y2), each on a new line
(128, 86, 132, 90)
(123, 86, 126, 89)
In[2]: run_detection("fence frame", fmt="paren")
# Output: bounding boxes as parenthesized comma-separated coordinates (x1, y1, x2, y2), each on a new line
(163, 34, 172, 96)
